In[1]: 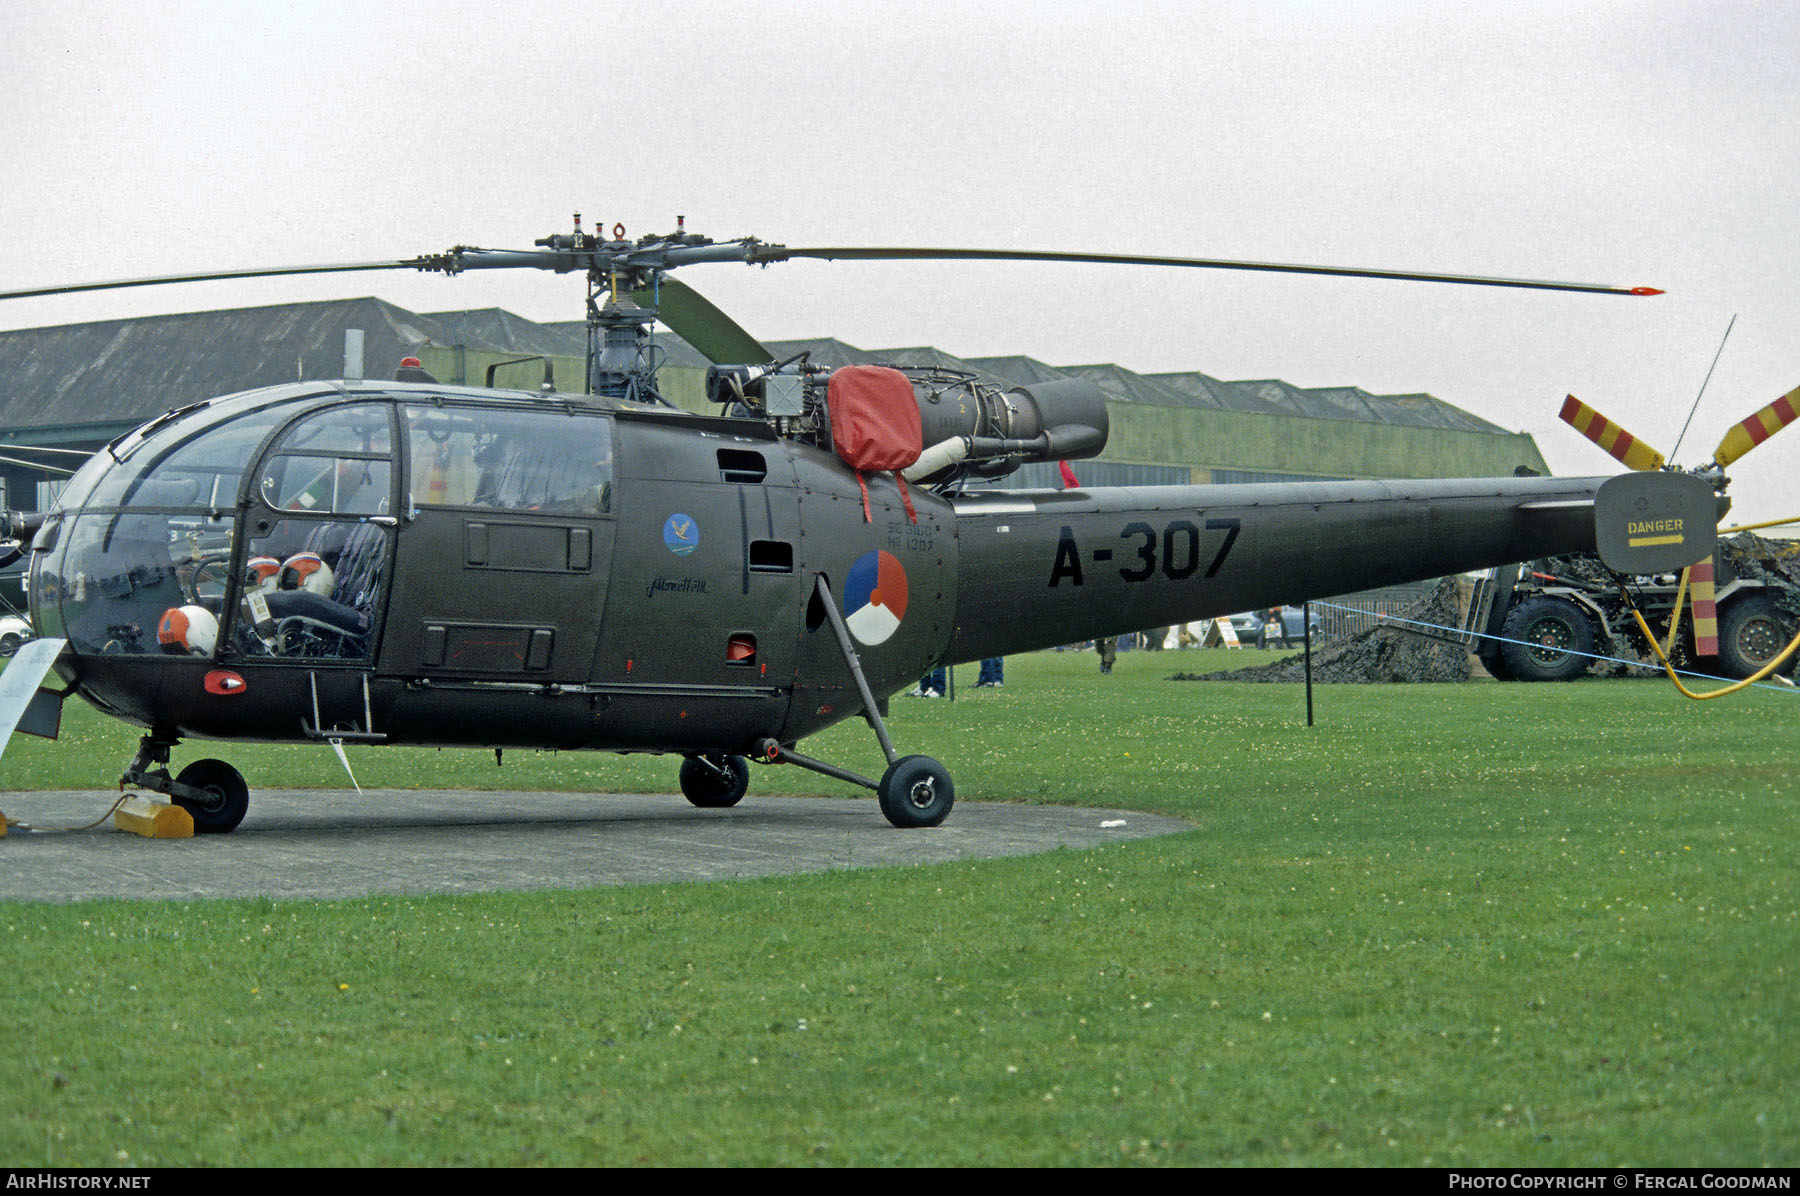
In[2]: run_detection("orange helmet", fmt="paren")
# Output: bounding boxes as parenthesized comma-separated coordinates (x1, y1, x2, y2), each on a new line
(157, 605, 218, 656)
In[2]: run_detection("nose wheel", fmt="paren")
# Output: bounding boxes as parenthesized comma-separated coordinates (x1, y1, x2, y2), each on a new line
(172, 758, 250, 834)
(119, 737, 251, 834)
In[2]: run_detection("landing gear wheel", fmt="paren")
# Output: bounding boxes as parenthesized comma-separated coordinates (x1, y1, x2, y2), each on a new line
(1716, 595, 1795, 680)
(173, 758, 249, 834)
(0, 633, 19, 658)
(1498, 596, 1595, 682)
(679, 754, 750, 808)
(877, 754, 954, 828)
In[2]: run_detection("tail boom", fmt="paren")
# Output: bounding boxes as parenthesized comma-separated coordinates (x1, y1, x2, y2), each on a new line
(943, 476, 1610, 662)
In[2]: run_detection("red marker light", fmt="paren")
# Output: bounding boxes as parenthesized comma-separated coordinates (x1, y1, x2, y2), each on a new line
(1629, 287, 1664, 296)
(204, 670, 247, 696)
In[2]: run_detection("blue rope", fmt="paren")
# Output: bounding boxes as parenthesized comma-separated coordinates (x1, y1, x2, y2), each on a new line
(1307, 600, 1799, 695)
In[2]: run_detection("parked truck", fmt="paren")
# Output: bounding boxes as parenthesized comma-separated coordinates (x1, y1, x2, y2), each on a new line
(1470, 533, 1800, 682)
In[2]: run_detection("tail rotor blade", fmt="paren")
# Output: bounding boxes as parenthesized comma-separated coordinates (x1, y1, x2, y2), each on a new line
(1712, 383, 1800, 467)
(1559, 395, 1668, 471)
(1689, 556, 1720, 657)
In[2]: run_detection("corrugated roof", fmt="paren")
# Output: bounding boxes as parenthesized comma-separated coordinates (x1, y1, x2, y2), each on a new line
(765, 338, 876, 369)
(422, 308, 587, 356)
(961, 355, 1079, 389)
(1146, 371, 1287, 415)
(1053, 362, 1221, 408)
(1231, 380, 1508, 433)
(540, 320, 717, 370)
(860, 346, 986, 373)
(0, 298, 457, 432)
(0, 301, 1515, 438)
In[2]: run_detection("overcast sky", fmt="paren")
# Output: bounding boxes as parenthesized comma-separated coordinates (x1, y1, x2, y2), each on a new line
(4, 0, 1797, 522)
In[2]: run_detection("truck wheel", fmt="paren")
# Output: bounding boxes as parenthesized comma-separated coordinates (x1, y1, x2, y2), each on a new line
(1715, 595, 1795, 680)
(1499, 597, 1595, 682)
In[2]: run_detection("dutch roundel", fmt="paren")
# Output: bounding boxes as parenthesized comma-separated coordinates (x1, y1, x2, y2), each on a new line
(843, 550, 909, 645)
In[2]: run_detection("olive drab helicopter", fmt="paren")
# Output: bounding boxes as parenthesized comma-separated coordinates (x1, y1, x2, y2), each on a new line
(0, 217, 1722, 831)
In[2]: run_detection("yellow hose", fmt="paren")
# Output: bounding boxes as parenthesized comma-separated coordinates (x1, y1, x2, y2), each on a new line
(1627, 605, 1800, 699)
(1662, 568, 1691, 656)
(1718, 515, 1800, 535)
(1634, 514, 1800, 695)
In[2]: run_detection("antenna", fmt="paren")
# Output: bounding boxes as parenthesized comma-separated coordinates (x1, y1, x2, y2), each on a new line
(1670, 314, 1735, 462)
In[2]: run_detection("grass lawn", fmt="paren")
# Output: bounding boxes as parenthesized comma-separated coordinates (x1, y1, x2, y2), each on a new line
(0, 645, 1794, 1166)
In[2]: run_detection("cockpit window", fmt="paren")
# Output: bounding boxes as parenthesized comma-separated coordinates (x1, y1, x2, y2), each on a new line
(260, 457, 392, 516)
(37, 394, 395, 661)
(257, 404, 396, 517)
(404, 404, 612, 515)
(82, 400, 305, 511)
(272, 404, 393, 456)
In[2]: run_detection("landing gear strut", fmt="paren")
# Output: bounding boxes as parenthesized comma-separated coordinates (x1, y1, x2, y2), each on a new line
(749, 576, 956, 828)
(121, 736, 251, 834)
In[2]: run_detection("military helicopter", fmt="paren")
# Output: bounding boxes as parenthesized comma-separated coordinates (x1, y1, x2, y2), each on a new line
(0, 218, 1721, 831)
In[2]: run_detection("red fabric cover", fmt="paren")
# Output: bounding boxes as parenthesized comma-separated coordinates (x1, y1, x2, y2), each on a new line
(827, 366, 922, 471)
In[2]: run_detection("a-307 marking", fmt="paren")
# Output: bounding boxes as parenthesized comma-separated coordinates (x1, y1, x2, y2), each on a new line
(1049, 516, 1240, 587)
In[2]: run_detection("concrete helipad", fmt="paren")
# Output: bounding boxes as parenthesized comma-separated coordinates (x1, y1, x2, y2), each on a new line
(0, 789, 1193, 903)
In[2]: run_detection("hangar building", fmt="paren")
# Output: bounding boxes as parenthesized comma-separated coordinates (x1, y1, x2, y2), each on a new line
(0, 296, 1548, 516)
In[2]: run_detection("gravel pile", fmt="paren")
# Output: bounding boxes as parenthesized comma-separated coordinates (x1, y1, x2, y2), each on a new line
(1170, 578, 1474, 684)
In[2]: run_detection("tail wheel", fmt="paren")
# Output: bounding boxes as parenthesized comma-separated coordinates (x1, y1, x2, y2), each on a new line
(1715, 595, 1795, 680)
(679, 754, 750, 808)
(173, 758, 250, 834)
(1498, 596, 1595, 682)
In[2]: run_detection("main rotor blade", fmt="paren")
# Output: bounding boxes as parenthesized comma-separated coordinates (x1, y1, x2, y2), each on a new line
(750, 246, 1663, 297)
(634, 276, 773, 365)
(0, 259, 441, 302)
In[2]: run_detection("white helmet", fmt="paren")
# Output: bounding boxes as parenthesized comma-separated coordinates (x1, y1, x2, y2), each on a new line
(280, 551, 335, 597)
(244, 555, 282, 593)
(157, 605, 218, 656)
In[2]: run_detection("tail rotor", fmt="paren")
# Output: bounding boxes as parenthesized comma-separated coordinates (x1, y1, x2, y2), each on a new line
(1558, 382, 1800, 667)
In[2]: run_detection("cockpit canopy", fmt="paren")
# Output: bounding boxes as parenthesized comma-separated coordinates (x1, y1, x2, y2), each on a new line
(33, 384, 616, 662)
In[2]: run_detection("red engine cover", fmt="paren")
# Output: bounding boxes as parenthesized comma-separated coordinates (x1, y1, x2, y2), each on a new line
(826, 366, 921, 471)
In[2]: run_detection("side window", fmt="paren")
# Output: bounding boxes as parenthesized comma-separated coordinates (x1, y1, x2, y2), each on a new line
(243, 403, 398, 661)
(241, 517, 387, 660)
(258, 404, 395, 517)
(404, 405, 613, 515)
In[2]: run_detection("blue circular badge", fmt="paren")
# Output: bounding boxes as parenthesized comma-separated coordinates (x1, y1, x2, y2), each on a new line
(663, 513, 699, 556)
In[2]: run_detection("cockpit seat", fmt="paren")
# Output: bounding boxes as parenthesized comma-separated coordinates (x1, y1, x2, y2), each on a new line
(257, 520, 387, 657)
